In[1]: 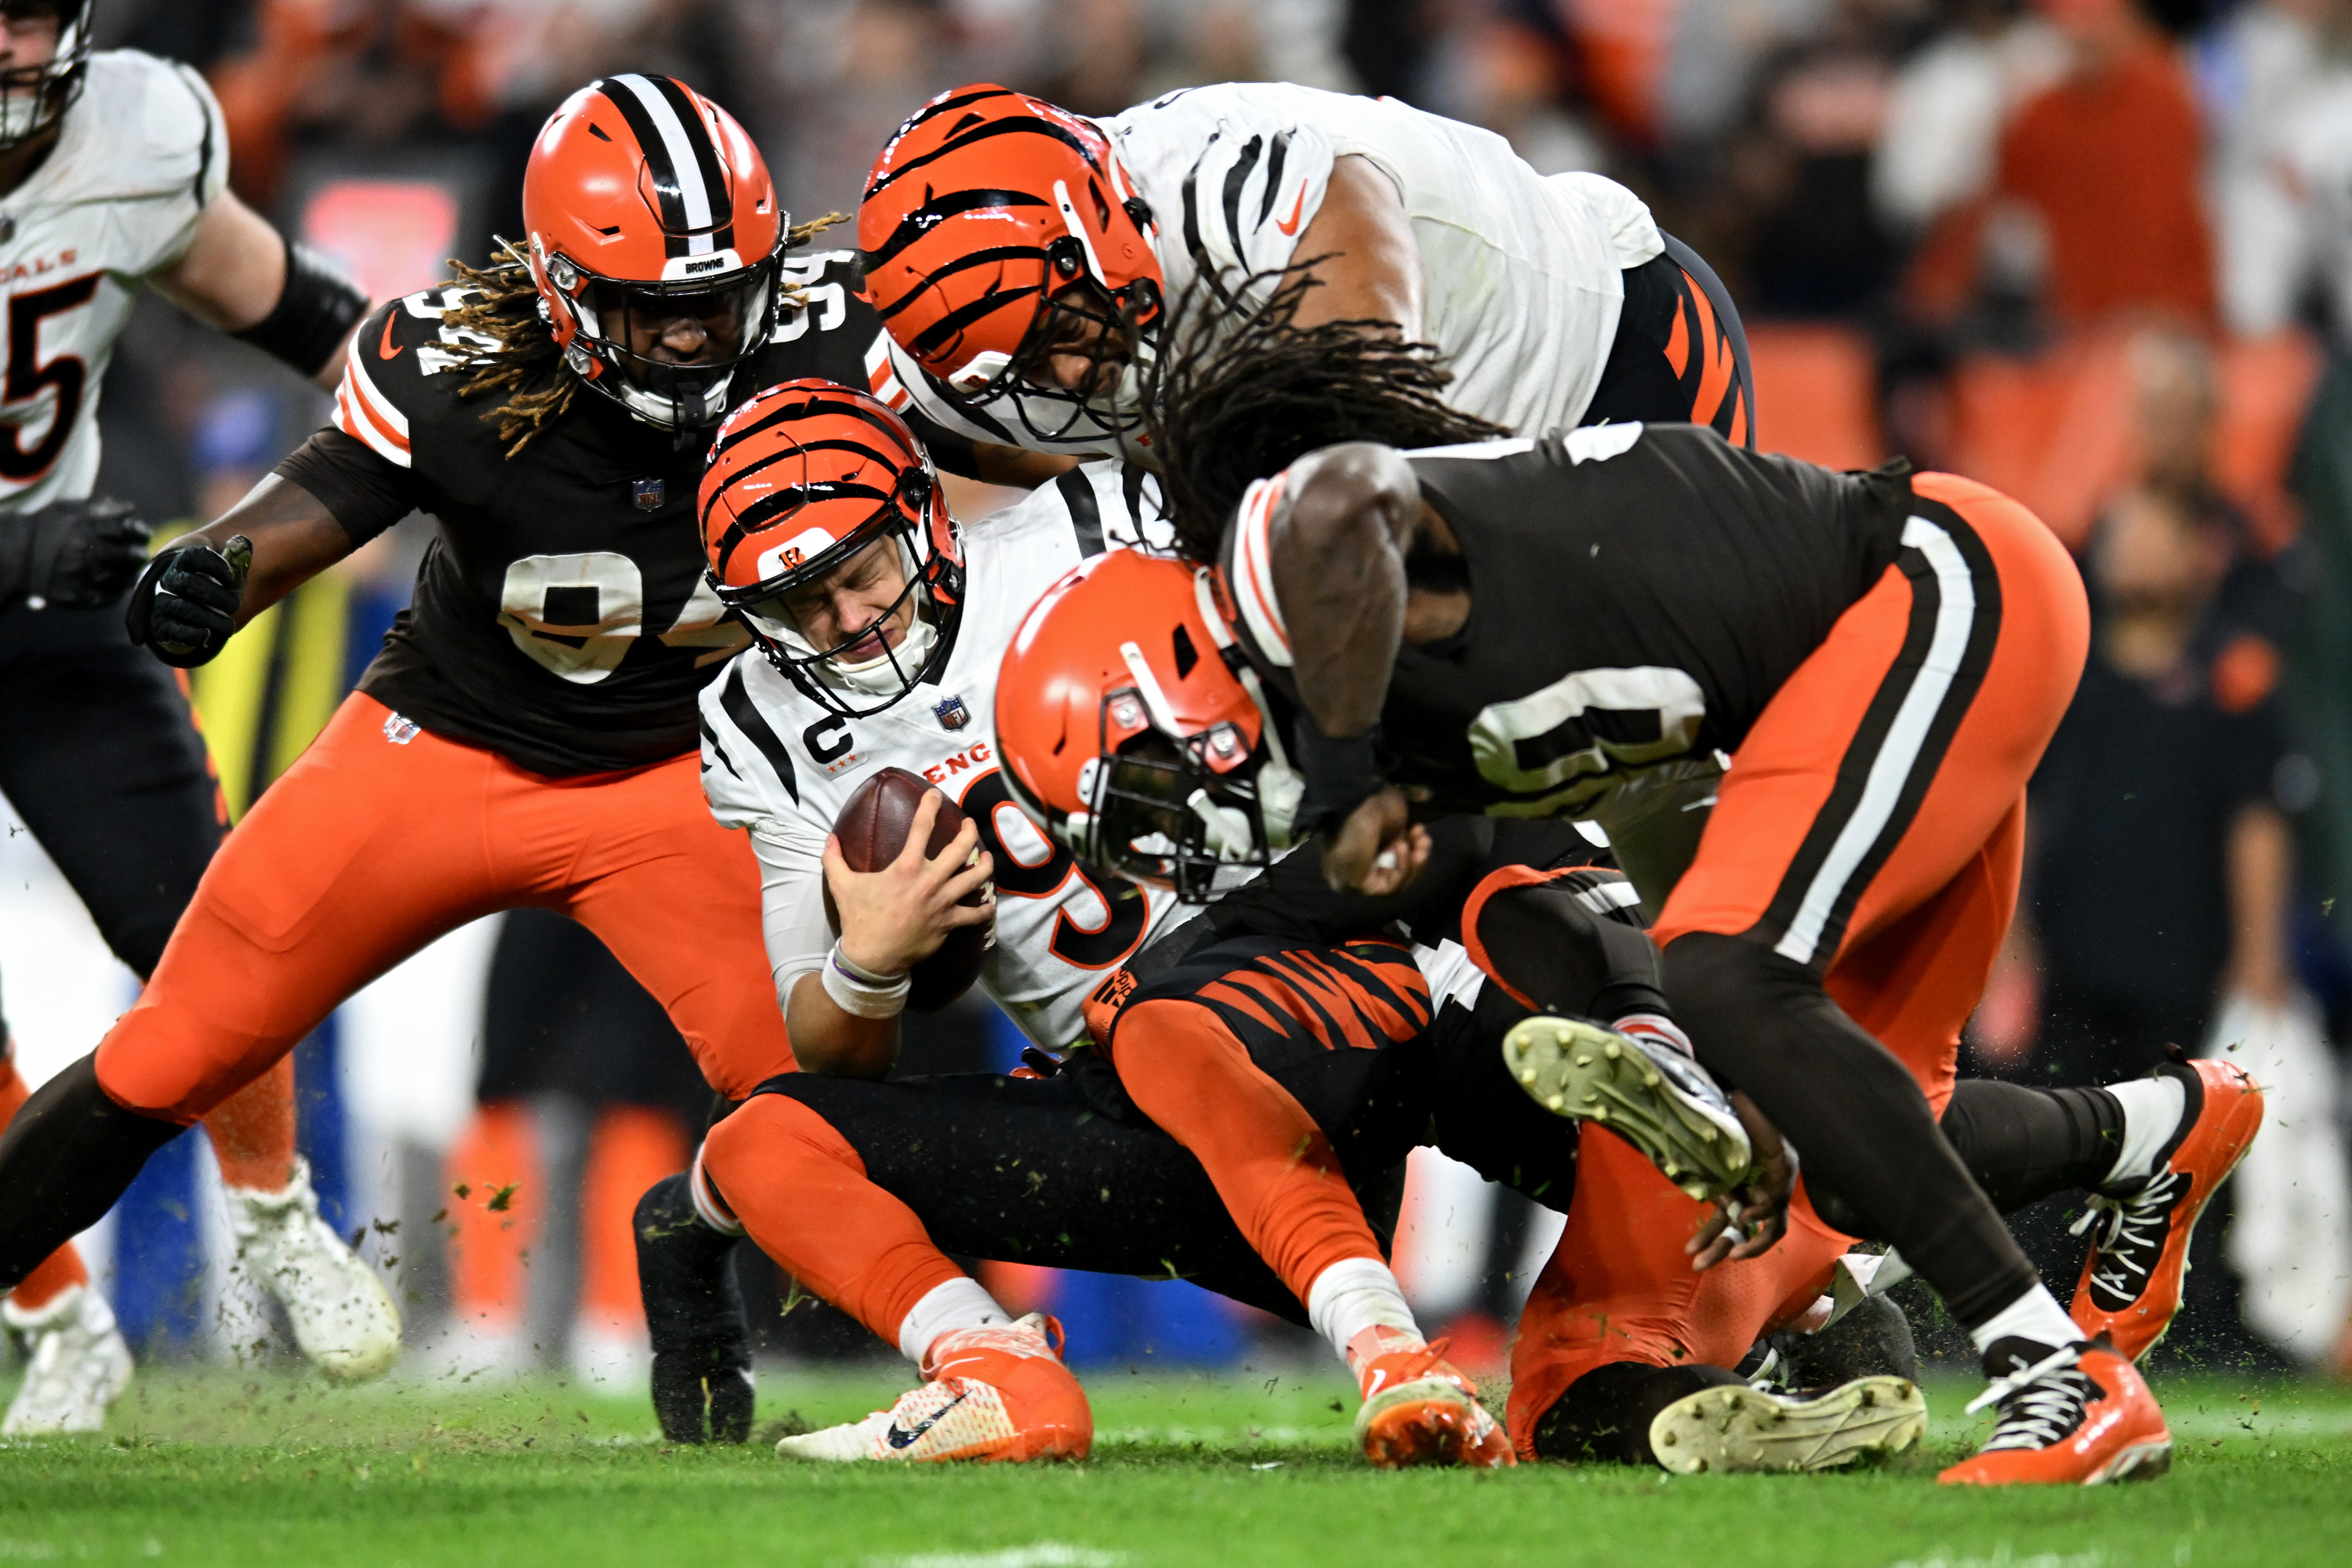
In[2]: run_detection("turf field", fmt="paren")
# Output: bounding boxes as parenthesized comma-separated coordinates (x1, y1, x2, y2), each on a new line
(0, 1363, 2344, 1568)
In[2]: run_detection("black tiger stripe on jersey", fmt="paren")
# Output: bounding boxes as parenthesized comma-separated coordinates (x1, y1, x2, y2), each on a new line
(1058, 466, 1105, 556)
(1256, 131, 1293, 228)
(1221, 135, 1264, 251)
(1750, 495, 2004, 968)
(717, 663, 798, 804)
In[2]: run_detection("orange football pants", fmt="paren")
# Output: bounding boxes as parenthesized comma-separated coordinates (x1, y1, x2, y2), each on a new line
(94, 692, 794, 1123)
(1650, 470, 2085, 1101)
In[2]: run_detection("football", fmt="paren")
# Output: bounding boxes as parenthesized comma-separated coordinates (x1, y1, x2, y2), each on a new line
(834, 765, 991, 1013)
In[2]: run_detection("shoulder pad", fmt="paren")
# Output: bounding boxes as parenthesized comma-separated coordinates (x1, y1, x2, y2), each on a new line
(71, 53, 222, 202)
(699, 656, 807, 827)
(330, 291, 517, 469)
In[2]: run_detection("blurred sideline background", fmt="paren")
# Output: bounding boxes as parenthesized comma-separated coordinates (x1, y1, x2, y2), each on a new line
(6, 0, 2352, 1388)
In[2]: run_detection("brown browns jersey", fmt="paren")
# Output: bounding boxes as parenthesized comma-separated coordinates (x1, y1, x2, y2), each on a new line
(277, 249, 905, 777)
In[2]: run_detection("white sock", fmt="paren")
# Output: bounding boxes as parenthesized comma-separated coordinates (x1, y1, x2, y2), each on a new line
(1613, 1012, 1694, 1058)
(1306, 1257, 1419, 1367)
(1969, 1282, 2082, 1356)
(2101, 1076, 2188, 1190)
(896, 1276, 1011, 1367)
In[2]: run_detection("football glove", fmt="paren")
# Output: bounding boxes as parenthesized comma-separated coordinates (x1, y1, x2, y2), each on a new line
(0, 497, 151, 612)
(125, 535, 251, 668)
(635, 1171, 755, 1444)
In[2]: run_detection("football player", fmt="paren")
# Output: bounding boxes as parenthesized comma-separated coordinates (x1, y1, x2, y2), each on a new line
(990, 293, 2263, 1485)
(0, 75, 1020, 1351)
(662, 382, 1922, 1475)
(1004, 547, 2259, 1465)
(853, 82, 1751, 463)
(0, 0, 401, 1429)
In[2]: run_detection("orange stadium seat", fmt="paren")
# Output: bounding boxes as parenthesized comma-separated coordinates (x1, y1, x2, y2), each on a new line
(1746, 323, 1886, 470)
(2216, 331, 2321, 554)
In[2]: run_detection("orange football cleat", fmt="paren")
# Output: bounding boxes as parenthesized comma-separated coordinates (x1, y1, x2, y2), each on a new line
(1938, 1338, 2172, 1486)
(2069, 1058, 2264, 1361)
(775, 1313, 1091, 1464)
(1354, 1335, 1516, 1468)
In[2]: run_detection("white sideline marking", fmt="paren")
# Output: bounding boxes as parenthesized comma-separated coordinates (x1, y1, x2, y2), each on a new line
(866, 1548, 1127, 1568)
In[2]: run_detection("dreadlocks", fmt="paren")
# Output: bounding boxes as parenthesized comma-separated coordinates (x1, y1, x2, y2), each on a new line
(1141, 267, 1508, 561)
(437, 214, 848, 458)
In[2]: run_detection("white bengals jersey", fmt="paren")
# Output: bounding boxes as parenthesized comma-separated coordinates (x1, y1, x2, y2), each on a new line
(0, 51, 228, 511)
(699, 460, 1188, 1051)
(873, 81, 1664, 460)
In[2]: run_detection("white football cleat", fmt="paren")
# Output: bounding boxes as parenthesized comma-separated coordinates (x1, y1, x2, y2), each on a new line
(1650, 1375, 1926, 1474)
(776, 1313, 1091, 1464)
(228, 1156, 402, 1382)
(2, 1284, 133, 1436)
(1503, 1014, 1753, 1199)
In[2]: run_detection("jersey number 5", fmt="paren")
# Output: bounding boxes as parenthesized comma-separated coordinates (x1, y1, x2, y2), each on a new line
(0, 274, 100, 482)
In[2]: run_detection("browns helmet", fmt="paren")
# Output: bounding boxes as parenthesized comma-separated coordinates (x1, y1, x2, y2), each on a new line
(994, 550, 1301, 901)
(0, 1, 90, 150)
(858, 84, 1163, 442)
(524, 74, 785, 430)
(700, 379, 964, 717)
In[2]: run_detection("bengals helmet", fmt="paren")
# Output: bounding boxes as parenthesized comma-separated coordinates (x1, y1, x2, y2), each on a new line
(700, 379, 963, 717)
(994, 550, 1301, 902)
(859, 84, 1163, 441)
(0, 0, 91, 150)
(524, 74, 785, 430)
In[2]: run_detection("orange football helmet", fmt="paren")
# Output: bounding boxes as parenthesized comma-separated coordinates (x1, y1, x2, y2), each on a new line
(859, 83, 1163, 441)
(524, 74, 785, 430)
(700, 379, 964, 717)
(994, 550, 1301, 900)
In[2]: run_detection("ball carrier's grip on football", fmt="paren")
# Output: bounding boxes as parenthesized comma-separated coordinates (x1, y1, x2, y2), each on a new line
(833, 766, 997, 1011)
(789, 771, 996, 1076)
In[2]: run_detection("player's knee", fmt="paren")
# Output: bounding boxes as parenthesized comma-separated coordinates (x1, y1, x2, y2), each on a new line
(1660, 931, 1799, 1073)
(704, 1087, 859, 1187)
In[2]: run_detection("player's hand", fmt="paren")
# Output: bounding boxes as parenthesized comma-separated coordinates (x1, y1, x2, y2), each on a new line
(823, 792, 995, 977)
(0, 497, 152, 611)
(1319, 786, 1429, 897)
(125, 535, 250, 667)
(1686, 1091, 1797, 1271)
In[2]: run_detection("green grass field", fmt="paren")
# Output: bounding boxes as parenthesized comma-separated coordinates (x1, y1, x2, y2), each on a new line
(1, 1363, 2345, 1568)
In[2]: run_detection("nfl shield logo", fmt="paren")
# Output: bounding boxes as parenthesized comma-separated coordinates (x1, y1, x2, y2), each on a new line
(933, 695, 970, 731)
(632, 477, 666, 511)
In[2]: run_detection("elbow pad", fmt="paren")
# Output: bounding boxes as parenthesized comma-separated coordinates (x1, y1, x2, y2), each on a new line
(233, 238, 369, 378)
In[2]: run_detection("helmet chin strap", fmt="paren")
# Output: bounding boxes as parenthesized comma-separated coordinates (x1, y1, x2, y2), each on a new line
(822, 614, 938, 697)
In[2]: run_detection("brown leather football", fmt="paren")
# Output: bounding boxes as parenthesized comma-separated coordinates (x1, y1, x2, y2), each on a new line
(834, 766, 990, 1013)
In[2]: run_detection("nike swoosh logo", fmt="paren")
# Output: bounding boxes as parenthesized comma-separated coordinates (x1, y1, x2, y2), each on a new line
(1364, 1370, 1388, 1399)
(886, 1391, 967, 1450)
(379, 314, 401, 360)
(1275, 183, 1308, 237)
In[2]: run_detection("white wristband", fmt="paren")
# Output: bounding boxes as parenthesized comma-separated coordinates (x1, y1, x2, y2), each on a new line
(822, 941, 911, 1019)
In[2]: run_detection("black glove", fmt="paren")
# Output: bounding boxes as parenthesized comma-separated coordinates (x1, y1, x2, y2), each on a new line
(124, 535, 250, 669)
(636, 1171, 755, 1444)
(0, 497, 151, 611)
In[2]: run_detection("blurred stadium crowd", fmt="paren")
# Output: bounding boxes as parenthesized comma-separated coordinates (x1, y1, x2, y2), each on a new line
(5, 0, 2352, 1387)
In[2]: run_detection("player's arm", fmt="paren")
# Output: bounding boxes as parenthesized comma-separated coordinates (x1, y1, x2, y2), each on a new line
(758, 795, 993, 1078)
(149, 190, 370, 391)
(124, 384, 417, 668)
(1259, 442, 1432, 895)
(1288, 156, 1423, 338)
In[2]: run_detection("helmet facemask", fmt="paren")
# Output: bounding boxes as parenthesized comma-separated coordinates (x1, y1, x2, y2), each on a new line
(543, 246, 782, 430)
(1057, 654, 1305, 904)
(713, 463, 964, 719)
(932, 176, 1163, 445)
(0, 1, 87, 152)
